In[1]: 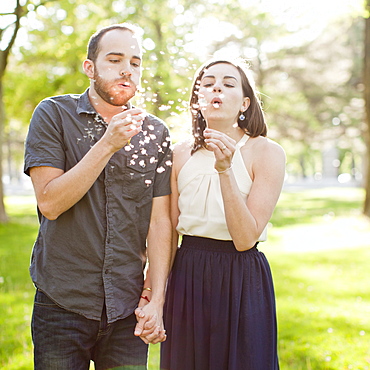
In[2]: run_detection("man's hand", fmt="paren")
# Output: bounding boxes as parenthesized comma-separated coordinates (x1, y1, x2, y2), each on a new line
(102, 108, 146, 153)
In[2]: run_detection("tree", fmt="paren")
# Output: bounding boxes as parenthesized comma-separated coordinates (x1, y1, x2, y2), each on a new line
(364, 0, 370, 216)
(0, 0, 61, 223)
(1, 0, 201, 223)
(0, 0, 23, 223)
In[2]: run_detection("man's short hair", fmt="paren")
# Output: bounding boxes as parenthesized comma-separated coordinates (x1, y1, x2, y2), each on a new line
(87, 23, 142, 62)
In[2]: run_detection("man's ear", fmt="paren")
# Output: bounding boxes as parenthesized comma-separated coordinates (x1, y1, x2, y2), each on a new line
(83, 59, 94, 79)
(242, 97, 251, 112)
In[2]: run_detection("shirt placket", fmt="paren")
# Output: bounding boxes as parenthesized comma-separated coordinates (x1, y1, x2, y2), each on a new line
(103, 158, 116, 322)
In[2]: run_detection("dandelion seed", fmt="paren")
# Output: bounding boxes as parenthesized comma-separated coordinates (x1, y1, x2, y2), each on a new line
(139, 160, 146, 167)
(156, 166, 165, 173)
(360, 330, 366, 336)
(130, 160, 136, 165)
(132, 154, 138, 159)
(159, 105, 171, 111)
(150, 157, 157, 164)
(145, 179, 152, 185)
(140, 148, 147, 155)
(149, 134, 156, 140)
(212, 103, 220, 108)
(165, 160, 172, 166)
(148, 125, 154, 130)
(327, 328, 333, 333)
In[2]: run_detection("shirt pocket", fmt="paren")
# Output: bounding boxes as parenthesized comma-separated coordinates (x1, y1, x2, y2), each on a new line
(122, 155, 157, 200)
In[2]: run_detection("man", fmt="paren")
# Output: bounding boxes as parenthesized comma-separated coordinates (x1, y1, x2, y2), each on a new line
(24, 23, 172, 369)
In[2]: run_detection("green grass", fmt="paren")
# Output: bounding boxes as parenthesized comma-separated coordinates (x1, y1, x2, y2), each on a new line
(0, 196, 38, 370)
(1, 188, 370, 369)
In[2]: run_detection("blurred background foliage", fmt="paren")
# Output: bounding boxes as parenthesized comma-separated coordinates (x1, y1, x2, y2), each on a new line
(0, 0, 367, 217)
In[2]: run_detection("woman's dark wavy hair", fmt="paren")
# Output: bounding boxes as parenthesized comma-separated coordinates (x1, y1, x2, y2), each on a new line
(87, 23, 142, 63)
(190, 59, 267, 154)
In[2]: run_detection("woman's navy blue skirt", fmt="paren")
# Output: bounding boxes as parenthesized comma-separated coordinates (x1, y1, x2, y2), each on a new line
(160, 235, 279, 370)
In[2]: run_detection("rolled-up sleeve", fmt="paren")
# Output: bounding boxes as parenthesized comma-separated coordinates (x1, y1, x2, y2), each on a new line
(24, 99, 66, 176)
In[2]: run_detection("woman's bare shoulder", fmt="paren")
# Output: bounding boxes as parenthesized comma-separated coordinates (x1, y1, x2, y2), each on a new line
(245, 136, 285, 161)
(172, 139, 193, 172)
(173, 138, 193, 153)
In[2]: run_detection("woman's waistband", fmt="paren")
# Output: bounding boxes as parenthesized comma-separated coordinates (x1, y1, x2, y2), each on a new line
(180, 235, 259, 253)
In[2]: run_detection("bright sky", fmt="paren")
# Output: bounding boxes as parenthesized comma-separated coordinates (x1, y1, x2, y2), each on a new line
(184, 0, 364, 60)
(258, 0, 362, 25)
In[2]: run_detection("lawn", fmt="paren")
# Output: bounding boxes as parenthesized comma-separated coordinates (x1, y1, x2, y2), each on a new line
(0, 187, 369, 369)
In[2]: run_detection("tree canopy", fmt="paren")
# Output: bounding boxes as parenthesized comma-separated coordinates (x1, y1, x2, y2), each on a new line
(0, 0, 367, 221)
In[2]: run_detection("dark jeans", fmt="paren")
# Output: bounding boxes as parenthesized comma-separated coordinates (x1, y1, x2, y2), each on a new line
(31, 289, 148, 370)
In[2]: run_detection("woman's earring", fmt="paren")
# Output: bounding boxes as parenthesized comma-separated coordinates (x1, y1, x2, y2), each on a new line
(239, 112, 246, 121)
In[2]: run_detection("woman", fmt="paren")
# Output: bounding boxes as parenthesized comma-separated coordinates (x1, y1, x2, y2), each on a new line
(161, 58, 285, 370)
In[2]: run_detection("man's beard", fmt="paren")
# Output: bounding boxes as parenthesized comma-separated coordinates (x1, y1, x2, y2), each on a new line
(93, 70, 136, 107)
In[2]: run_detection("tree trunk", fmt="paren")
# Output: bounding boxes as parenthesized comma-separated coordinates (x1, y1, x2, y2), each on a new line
(0, 80, 7, 223)
(0, 0, 23, 223)
(364, 2, 370, 217)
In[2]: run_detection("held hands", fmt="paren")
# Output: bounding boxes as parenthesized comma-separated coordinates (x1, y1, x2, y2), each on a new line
(134, 292, 166, 345)
(204, 128, 236, 173)
(102, 108, 146, 153)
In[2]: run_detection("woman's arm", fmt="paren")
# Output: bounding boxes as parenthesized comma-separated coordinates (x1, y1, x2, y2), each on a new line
(204, 129, 286, 251)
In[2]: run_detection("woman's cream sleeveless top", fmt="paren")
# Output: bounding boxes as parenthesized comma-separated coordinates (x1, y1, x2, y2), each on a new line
(176, 134, 267, 241)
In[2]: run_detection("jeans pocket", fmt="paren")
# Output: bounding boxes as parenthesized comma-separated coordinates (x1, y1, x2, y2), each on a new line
(34, 289, 59, 307)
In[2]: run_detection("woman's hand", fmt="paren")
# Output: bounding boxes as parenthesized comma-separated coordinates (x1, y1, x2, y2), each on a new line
(204, 128, 236, 173)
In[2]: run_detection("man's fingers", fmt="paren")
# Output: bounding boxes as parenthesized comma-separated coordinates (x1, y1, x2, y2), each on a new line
(134, 319, 145, 336)
(134, 307, 145, 320)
